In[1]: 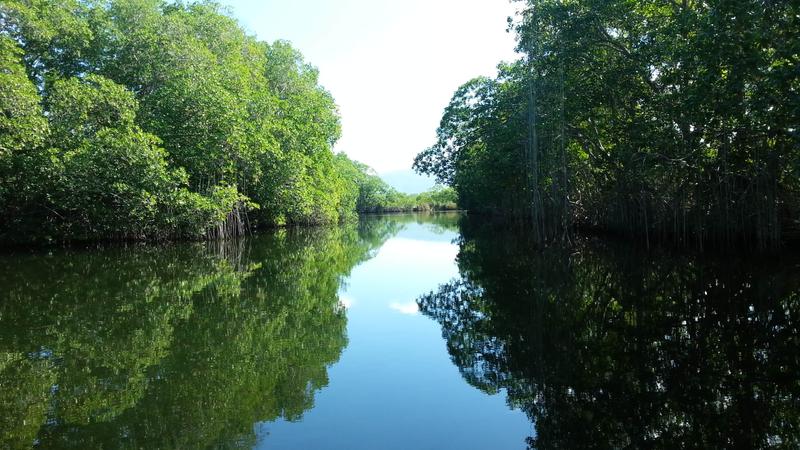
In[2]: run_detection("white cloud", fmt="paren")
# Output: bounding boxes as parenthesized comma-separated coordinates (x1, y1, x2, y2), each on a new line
(224, 0, 522, 173)
(389, 301, 420, 315)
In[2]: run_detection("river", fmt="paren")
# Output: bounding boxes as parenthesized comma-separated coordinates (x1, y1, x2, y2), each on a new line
(1, 213, 798, 449)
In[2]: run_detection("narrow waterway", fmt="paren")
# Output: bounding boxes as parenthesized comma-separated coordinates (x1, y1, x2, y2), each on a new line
(1, 212, 798, 449)
(257, 214, 529, 449)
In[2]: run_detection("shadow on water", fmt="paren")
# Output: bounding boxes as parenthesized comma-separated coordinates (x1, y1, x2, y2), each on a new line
(0, 219, 407, 449)
(418, 216, 800, 450)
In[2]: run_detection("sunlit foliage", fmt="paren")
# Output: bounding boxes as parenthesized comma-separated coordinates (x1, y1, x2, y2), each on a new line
(0, 0, 363, 242)
(336, 153, 459, 213)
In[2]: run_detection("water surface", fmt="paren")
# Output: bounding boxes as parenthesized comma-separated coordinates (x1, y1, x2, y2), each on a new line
(1, 213, 799, 449)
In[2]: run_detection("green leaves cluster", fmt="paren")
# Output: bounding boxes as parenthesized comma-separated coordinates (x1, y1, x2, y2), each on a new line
(0, 0, 361, 242)
(415, 0, 799, 249)
(335, 153, 459, 212)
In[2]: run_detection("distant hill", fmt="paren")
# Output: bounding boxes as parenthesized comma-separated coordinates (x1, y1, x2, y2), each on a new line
(379, 170, 437, 194)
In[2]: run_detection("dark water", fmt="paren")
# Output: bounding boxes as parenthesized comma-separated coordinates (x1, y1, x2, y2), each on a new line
(1, 213, 798, 449)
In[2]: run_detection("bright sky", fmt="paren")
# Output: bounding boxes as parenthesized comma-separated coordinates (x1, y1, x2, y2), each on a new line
(220, 0, 521, 174)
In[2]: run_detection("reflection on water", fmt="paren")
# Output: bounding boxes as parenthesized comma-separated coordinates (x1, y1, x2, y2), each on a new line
(418, 218, 800, 449)
(255, 213, 530, 450)
(0, 219, 399, 449)
(2, 212, 799, 449)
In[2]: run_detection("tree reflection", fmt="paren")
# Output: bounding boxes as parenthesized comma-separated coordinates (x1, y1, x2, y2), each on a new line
(0, 222, 393, 449)
(359, 211, 462, 235)
(418, 218, 800, 449)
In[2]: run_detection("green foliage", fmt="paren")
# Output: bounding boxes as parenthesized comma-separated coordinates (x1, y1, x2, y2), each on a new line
(335, 152, 459, 213)
(334, 152, 398, 212)
(415, 0, 800, 250)
(45, 76, 184, 239)
(0, 0, 356, 243)
(0, 35, 51, 233)
(0, 36, 47, 156)
(411, 185, 459, 211)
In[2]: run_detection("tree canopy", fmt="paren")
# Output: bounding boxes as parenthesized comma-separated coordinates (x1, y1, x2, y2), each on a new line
(415, 0, 799, 250)
(0, 0, 431, 243)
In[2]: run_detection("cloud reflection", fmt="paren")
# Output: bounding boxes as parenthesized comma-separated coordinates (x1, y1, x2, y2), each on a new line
(389, 301, 419, 315)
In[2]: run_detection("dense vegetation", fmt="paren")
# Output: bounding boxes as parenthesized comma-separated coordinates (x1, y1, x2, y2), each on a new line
(0, 219, 399, 448)
(415, 0, 799, 250)
(419, 217, 800, 449)
(0, 0, 443, 244)
(335, 154, 458, 213)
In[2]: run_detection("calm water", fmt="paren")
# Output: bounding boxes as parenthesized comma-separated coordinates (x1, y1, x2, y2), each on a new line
(1, 213, 799, 449)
